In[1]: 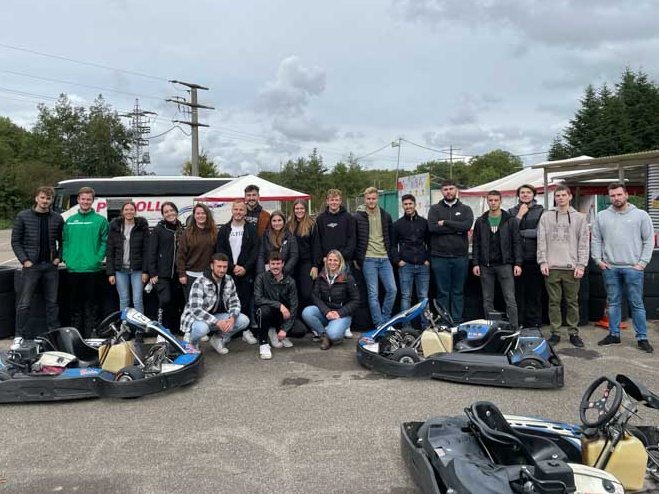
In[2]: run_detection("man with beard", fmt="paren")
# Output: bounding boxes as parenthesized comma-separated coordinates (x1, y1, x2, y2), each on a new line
(244, 184, 270, 238)
(508, 184, 544, 329)
(216, 200, 259, 345)
(427, 179, 474, 323)
(593, 182, 654, 353)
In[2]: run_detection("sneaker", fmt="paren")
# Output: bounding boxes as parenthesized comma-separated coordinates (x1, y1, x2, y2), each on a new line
(259, 343, 272, 360)
(344, 328, 353, 339)
(156, 335, 167, 344)
(183, 332, 191, 343)
(320, 334, 331, 350)
(638, 340, 654, 353)
(281, 337, 294, 348)
(242, 329, 258, 345)
(268, 328, 283, 348)
(569, 334, 585, 348)
(201, 335, 210, 342)
(210, 334, 229, 355)
(10, 337, 23, 351)
(546, 334, 560, 345)
(311, 331, 320, 343)
(598, 334, 621, 346)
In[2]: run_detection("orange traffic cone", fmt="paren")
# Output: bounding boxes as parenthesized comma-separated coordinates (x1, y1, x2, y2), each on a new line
(596, 302, 629, 329)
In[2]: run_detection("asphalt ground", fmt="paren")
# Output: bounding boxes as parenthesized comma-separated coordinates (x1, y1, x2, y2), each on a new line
(1, 322, 658, 493)
(0, 229, 18, 268)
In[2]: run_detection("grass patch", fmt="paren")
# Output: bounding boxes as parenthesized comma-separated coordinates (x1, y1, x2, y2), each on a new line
(0, 218, 13, 229)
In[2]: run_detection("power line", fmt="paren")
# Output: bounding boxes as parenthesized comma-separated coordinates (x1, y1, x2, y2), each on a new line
(355, 143, 392, 160)
(401, 138, 470, 157)
(0, 41, 168, 82)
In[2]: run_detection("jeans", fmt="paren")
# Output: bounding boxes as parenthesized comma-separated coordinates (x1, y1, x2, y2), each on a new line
(398, 263, 430, 326)
(190, 312, 250, 345)
(430, 256, 469, 323)
(515, 260, 543, 327)
(479, 264, 518, 328)
(545, 270, 580, 336)
(361, 257, 397, 326)
(115, 270, 145, 314)
(301, 305, 352, 341)
(602, 267, 647, 340)
(15, 262, 60, 338)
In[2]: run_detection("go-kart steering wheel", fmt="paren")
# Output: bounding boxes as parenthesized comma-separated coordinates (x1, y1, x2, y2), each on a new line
(579, 376, 624, 428)
(95, 311, 123, 338)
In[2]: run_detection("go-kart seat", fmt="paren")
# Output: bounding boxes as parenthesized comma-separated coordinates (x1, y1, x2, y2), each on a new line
(466, 401, 567, 466)
(454, 323, 515, 353)
(39, 327, 100, 367)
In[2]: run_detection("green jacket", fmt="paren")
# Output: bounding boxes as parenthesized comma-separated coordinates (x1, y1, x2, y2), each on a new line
(62, 209, 109, 273)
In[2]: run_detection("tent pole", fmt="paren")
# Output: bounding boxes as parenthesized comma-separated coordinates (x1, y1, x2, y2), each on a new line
(618, 164, 625, 182)
(543, 167, 549, 209)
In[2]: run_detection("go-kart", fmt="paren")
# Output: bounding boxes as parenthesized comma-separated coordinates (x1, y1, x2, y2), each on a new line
(0, 308, 202, 403)
(356, 299, 563, 389)
(401, 374, 659, 493)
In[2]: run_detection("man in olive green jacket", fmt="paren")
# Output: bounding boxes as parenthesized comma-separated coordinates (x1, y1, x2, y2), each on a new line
(62, 187, 109, 337)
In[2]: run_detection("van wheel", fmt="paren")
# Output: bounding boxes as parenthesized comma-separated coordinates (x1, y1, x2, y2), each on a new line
(391, 347, 421, 364)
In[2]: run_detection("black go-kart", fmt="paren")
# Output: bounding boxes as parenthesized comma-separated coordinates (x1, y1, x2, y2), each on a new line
(401, 374, 659, 493)
(0, 308, 203, 403)
(357, 299, 563, 389)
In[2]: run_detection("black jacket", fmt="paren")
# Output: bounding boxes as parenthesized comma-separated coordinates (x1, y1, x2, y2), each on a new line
(148, 219, 184, 279)
(314, 206, 356, 266)
(216, 221, 258, 277)
(354, 208, 394, 265)
(472, 210, 523, 267)
(312, 271, 360, 318)
(11, 208, 64, 264)
(427, 200, 474, 257)
(106, 216, 150, 275)
(391, 213, 429, 265)
(254, 271, 298, 332)
(508, 201, 544, 262)
(292, 222, 319, 264)
(257, 229, 298, 275)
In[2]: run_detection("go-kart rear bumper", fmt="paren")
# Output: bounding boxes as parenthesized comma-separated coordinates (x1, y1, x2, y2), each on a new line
(356, 344, 563, 389)
(0, 353, 203, 403)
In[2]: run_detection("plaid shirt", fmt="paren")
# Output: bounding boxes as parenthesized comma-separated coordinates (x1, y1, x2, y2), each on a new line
(180, 271, 241, 334)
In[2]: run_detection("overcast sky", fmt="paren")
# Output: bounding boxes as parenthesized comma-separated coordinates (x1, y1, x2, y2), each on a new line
(2, 0, 659, 176)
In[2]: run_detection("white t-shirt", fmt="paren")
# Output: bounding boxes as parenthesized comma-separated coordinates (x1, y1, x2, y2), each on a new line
(229, 223, 244, 264)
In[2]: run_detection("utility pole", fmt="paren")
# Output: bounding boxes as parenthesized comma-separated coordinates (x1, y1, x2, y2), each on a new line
(392, 137, 402, 189)
(166, 80, 214, 176)
(121, 99, 156, 175)
(448, 144, 462, 180)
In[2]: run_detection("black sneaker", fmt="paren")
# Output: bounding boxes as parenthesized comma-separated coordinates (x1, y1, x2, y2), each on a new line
(569, 334, 585, 348)
(598, 334, 621, 346)
(638, 340, 654, 353)
(546, 334, 560, 345)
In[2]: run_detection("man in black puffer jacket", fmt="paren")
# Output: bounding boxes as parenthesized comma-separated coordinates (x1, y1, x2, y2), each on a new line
(11, 186, 64, 348)
(508, 184, 544, 329)
(314, 189, 356, 267)
(472, 190, 523, 328)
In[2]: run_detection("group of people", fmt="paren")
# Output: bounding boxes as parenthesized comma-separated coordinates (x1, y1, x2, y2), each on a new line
(10, 179, 655, 359)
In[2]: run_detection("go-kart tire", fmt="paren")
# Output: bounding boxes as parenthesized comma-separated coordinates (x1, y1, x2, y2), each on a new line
(391, 347, 421, 364)
(114, 366, 146, 382)
(95, 311, 123, 338)
(0, 369, 11, 382)
(516, 358, 549, 370)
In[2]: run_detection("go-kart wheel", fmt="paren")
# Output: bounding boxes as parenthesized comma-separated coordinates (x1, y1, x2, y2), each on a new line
(580, 376, 624, 428)
(400, 328, 420, 347)
(391, 347, 421, 364)
(516, 358, 549, 370)
(114, 366, 145, 382)
(95, 311, 123, 338)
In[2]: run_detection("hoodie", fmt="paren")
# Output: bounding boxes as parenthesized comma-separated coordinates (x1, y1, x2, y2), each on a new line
(537, 207, 589, 270)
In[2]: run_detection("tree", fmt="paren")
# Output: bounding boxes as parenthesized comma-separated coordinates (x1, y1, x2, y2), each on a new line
(181, 151, 231, 177)
(564, 84, 602, 157)
(415, 159, 470, 187)
(467, 150, 523, 185)
(547, 135, 573, 161)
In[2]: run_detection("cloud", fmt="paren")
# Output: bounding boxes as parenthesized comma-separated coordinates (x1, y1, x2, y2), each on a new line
(397, 0, 659, 49)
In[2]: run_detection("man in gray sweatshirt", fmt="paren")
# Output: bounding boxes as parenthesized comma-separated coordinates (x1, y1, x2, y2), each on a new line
(592, 182, 654, 353)
(537, 185, 589, 347)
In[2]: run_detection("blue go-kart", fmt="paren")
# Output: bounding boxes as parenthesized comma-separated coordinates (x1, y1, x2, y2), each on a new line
(0, 308, 203, 403)
(356, 299, 563, 389)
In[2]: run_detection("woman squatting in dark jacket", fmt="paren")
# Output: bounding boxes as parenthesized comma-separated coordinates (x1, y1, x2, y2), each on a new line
(148, 201, 185, 331)
(287, 199, 319, 310)
(106, 201, 150, 314)
(302, 250, 360, 350)
(257, 210, 298, 276)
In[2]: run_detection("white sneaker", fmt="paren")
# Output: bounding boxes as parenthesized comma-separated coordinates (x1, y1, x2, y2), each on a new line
(242, 329, 258, 345)
(156, 335, 166, 344)
(259, 343, 272, 360)
(210, 334, 229, 355)
(311, 330, 320, 342)
(201, 335, 210, 342)
(10, 337, 23, 350)
(281, 337, 294, 348)
(268, 328, 283, 348)
(183, 332, 191, 343)
(344, 328, 353, 339)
